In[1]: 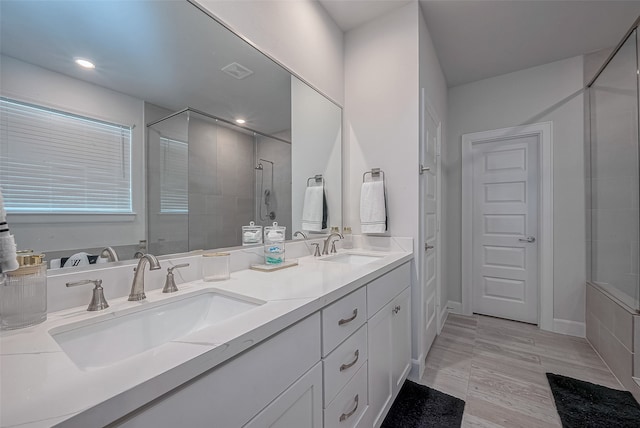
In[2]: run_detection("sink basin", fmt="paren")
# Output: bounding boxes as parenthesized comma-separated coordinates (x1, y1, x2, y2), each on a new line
(50, 290, 264, 370)
(321, 253, 384, 265)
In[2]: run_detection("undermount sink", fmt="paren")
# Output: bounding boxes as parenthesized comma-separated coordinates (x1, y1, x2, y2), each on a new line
(50, 290, 264, 370)
(321, 252, 384, 265)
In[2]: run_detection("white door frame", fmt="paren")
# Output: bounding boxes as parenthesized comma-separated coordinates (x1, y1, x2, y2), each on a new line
(461, 122, 553, 332)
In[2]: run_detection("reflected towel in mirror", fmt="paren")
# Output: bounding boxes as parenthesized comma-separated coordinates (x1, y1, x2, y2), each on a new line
(302, 186, 327, 231)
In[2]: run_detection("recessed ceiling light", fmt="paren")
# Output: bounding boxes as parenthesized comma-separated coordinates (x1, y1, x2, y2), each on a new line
(235, 119, 246, 124)
(74, 58, 95, 69)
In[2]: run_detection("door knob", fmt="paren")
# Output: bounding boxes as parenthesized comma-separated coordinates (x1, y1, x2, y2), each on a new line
(518, 236, 536, 243)
(425, 244, 434, 251)
(419, 164, 430, 175)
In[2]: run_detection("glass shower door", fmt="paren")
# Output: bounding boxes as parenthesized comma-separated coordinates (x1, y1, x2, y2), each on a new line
(590, 28, 640, 311)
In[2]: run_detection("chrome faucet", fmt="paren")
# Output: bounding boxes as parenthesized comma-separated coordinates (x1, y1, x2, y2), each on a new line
(99, 246, 119, 262)
(322, 232, 343, 255)
(128, 254, 161, 301)
(293, 231, 308, 240)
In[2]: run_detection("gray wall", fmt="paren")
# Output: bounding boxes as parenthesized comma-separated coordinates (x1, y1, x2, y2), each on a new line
(447, 55, 586, 324)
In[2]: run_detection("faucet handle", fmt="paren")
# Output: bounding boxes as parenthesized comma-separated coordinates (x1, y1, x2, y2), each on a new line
(163, 263, 190, 293)
(66, 279, 109, 311)
(311, 243, 321, 257)
(331, 240, 338, 254)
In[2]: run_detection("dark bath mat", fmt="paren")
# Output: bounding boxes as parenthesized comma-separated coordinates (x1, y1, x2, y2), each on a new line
(381, 380, 465, 428)
(546, 372, 640, 428)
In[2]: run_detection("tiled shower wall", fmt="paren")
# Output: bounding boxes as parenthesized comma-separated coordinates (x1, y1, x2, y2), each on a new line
(586, 283, 640, 402)
(188, 116, 255, 250)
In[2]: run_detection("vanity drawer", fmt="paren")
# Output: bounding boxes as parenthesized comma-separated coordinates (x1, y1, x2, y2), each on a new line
(322, 287, 367, 356)
(324, 361, 369, 428)
(367, 262, 411, 317)
(323, 324, 368, 405)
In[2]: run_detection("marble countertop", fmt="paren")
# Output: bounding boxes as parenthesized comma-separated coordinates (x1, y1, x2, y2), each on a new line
(0, 245, 412, 428)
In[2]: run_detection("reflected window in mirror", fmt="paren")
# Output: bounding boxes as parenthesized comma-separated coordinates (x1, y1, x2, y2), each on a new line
(0, 97, 133, 214)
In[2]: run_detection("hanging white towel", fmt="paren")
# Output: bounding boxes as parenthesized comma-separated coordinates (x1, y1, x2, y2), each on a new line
(302, 186, 325, 231)
(360, 181, 387, 234)
(302, 186, 327, 232)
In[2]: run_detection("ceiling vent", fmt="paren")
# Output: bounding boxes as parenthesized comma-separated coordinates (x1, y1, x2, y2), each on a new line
(221, 62, 254, 80)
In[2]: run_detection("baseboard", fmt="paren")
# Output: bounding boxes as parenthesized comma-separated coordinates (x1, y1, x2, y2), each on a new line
(439, 305, 449, 332)
(447, 301, 462, 314)
(553, 318, 586, 337)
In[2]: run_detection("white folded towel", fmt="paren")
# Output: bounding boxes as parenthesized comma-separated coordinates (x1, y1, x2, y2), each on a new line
(360, 181, 387, 234)
(302, 186, 325, 231)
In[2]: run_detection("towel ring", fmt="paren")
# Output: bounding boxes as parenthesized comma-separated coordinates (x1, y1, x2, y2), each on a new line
(307, 174, 325, 187)
(362, 168, 385, 183)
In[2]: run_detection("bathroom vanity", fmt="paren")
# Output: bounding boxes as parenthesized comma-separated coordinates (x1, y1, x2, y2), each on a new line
(0, 239, 413, 428)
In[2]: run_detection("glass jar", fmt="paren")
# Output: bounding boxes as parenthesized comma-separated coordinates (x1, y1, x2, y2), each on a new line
(264, 222, 286, 264)
(242, 221, 263, 246)
(0, 252, 47, 330)
(342, 226, 353, 249)
(202, 252, 230, 282)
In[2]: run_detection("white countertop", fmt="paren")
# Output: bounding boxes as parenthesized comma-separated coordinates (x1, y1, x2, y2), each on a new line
(0, 246, 412, 428)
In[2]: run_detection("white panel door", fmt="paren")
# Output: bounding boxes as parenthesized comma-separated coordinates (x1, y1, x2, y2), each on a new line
(421, 93, 439, 354)
(471, 136, 538, 323)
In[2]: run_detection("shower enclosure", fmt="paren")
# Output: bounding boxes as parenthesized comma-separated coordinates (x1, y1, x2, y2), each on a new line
(588, 22, 640, 313)
(146, 108, 291, 254)
(587, 17, 640, 400)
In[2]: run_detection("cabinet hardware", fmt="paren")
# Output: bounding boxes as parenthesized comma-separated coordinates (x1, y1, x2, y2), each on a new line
(338, 308, 358, 326)
(339, 350, 360, 372)
(518, 236, 536, 243)
(339, 394, 359, 422)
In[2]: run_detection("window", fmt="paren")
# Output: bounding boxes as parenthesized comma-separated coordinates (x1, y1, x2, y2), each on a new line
(0, 97, 132, 214)
(159, 137, 188, 213)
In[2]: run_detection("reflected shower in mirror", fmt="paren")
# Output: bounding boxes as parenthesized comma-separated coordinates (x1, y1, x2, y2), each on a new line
(147, 108, 292, 255)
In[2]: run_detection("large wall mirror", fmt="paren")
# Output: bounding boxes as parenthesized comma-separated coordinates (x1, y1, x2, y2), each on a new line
(0, 0, 342, 269)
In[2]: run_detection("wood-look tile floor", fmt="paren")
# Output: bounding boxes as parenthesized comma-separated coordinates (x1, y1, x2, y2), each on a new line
(419, 313, 625, 427)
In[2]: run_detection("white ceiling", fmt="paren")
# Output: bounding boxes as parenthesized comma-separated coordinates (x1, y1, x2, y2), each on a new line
(320, 0, 640, 87)
(0, 1, 292, 135)
(319, 0, 411, 31)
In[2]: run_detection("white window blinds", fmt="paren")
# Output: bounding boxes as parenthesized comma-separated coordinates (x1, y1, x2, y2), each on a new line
(0, 98, 132, 214)
(159, 137, 188, 213)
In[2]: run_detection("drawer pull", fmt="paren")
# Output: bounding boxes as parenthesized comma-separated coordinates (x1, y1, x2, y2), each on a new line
(339, 394, 359, 422)
(339, 349, 360, 372)
(338, 308, 358, 326)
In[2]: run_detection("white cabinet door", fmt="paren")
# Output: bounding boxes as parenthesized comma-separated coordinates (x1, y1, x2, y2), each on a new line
(367, 298, 394, 428)
(367, 286, 411, 428)
(245, 362, 323, 428)
(391, 287, 411, 393)
(115, 314, 321, 428)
